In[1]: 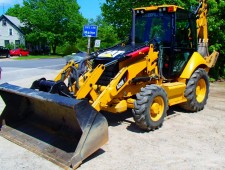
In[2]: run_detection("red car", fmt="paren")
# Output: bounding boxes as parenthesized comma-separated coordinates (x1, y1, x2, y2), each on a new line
(10, 48, 29, 56)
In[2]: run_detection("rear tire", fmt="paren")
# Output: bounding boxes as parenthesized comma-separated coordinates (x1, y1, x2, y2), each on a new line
(132, 85, 168, 131)
(180, 68, 209, 112)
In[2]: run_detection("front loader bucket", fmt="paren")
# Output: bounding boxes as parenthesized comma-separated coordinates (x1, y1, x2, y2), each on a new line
(0, 83, 108, 169)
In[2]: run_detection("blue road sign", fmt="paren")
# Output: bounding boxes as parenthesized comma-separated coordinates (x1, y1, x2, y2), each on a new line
(82, 25, 98, 37)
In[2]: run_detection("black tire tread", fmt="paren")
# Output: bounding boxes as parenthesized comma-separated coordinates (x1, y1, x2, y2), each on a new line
(180, 68, 209, 112)
(132, 85, 168, 131)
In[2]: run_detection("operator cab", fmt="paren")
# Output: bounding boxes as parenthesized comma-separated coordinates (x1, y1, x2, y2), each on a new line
(93, 5, 197, 85)
(134, 5, 197, 79)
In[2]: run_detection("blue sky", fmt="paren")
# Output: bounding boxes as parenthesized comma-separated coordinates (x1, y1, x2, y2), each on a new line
(77, 0, 105, 19)
(0, 0, 105, 19)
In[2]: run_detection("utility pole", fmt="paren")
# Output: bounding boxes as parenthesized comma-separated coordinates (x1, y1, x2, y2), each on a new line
(87, 36, 91, 54)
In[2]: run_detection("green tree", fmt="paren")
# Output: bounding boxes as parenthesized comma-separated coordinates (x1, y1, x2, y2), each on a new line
(7, 0, 86, 54)
(101, 0, 197, 39)
(207, 0, 225, 79)
(6, 4, 22, 17)
(90, 15, 119, 49)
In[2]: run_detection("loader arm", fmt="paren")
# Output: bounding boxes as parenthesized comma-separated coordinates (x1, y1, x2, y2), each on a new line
(76, 64, 105, 99)
(52, 45, 158, 112)
(92, 46, 159, 112)
(54, 60, 78, 82)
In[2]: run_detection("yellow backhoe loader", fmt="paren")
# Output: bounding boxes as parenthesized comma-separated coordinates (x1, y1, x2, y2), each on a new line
(0, 0, 219, 169)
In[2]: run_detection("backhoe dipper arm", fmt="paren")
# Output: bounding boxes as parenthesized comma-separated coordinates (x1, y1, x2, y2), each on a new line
(196, 0, 208, 43)
(196, 0, 219, 66)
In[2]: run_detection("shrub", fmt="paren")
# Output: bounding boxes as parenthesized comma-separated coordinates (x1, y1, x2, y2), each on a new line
(5, 42, 15, 50)
(56, 43, 79, 56)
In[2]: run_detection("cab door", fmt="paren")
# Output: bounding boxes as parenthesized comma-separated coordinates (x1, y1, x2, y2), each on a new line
(162, 10, 197, 79)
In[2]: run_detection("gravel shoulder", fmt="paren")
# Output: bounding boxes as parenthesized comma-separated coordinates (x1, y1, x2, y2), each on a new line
(0, 73, 224, 170)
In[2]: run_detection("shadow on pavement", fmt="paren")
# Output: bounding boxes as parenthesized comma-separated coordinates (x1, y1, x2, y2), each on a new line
(100, 105, 185, 134)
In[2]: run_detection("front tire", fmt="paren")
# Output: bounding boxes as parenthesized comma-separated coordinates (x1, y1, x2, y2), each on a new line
(132, 85, 168, 131)
(180, 68, 209, 112)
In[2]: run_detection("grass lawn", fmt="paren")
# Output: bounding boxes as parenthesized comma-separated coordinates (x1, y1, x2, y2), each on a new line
(13, 55, 63, 60)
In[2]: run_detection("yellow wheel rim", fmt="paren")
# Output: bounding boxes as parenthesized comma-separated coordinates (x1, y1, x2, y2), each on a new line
(150, 96, 164, 122)
(196, 78, 207, 103)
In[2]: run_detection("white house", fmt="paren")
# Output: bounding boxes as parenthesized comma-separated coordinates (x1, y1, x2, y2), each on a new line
(0, 15, 25, 48)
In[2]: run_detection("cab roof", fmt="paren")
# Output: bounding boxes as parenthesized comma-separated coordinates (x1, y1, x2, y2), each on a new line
(134, 5, 184, 12)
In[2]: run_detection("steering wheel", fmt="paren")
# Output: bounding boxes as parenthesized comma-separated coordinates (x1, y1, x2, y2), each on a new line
(149, 37, 162, 50)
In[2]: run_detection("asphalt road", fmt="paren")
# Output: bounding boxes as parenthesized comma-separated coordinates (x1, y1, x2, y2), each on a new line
(0, 58, 65, 83)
